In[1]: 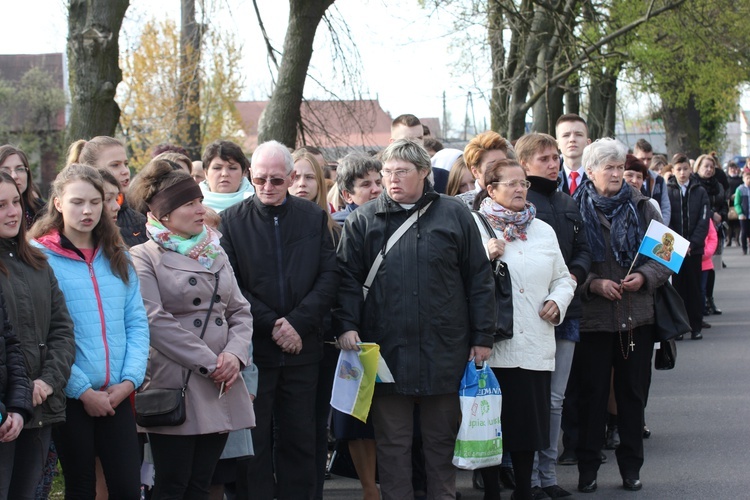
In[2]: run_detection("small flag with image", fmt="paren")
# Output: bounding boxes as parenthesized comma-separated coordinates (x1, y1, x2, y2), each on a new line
(637, 220, 690, 273)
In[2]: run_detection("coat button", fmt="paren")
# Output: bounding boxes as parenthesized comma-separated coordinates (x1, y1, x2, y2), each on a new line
(519, 288, 524, 293)
(214, 294, 221, 302)
(193, 298, 201, 306)
(189, 277, 197, 286)
(194, 319, 202, 327)
(215, 318, 223, 326)
(199, 366, 208, 375)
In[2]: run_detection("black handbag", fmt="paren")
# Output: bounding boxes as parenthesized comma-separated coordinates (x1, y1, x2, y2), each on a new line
(472, 212, 514, 341)
(654, 339, 677, 370)
(135, 272, 219, 427)
(653, 281, 691, 341)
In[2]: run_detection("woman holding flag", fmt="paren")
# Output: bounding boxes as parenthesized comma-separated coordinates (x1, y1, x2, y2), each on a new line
(570, 138, 671, 494)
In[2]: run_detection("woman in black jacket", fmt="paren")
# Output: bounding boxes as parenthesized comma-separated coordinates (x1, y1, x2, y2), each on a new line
(0, 287, 33, 443)
(694, 154, 726, 315)
(668, 155, 710, 339)
(0, 173, 76, 498)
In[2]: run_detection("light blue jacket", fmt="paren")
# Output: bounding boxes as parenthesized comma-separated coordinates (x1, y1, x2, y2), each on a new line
(33, 232, 149, 399)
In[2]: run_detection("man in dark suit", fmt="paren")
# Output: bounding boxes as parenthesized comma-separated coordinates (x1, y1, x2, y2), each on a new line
(556, 114, 590, 195)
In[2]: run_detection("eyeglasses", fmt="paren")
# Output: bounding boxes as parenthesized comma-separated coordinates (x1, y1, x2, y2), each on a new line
(381, 168, 416, 178)
(492, 179, 531, 189)
(252, 177, 287, 186)
(0, 166, 27, 177)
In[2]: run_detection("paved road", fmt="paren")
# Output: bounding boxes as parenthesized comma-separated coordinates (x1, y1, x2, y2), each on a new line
(323, 245, 750, 499)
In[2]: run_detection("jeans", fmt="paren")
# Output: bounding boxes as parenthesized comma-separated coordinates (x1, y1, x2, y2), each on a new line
(0, 426, 52, 500)
(532, 338, 576, 488)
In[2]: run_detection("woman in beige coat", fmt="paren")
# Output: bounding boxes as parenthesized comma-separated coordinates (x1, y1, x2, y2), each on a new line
(130, 159, 255, 499)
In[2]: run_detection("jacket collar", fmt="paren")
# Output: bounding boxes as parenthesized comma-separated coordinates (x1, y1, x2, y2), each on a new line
(251, 192, 291, 218)
(35, 230, 98, 263)
(374, 181, 439, 215)
(528, 175, 560, 195)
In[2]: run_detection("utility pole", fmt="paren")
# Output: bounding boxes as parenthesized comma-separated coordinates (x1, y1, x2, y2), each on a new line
(442, 91, 447, 140)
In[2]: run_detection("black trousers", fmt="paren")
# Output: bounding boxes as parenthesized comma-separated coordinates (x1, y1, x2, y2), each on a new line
(149, 432, 228, 500)
(573, 326, 654, 481)
(54, 397, 141, 500)
(245, 362, 319, 500)
(672, 253, 704, 332)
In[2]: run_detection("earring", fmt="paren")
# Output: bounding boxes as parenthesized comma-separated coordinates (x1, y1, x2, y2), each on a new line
(162, 215, 169, 222)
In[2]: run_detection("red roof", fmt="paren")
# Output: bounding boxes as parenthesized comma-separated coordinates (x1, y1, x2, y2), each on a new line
(0, 53, 65, 132)
(236, 99, 440, 154)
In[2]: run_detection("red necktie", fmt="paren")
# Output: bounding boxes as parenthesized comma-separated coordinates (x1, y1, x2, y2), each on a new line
(569, 171, 579, 195)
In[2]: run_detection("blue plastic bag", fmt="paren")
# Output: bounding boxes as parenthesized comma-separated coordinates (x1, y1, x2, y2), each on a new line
(452, 362, 503, 470)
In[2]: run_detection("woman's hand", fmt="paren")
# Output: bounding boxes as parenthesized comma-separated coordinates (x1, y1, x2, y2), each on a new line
(32, 379, 54, 407)
(539, 300, 561, 323)
(712, 212, 722, 224)
(80, 389, 115, 417)
(106, 381, 135, 409)
(0, 412, 24, 442)
(337, 331, 361, 351)
(592, 278, 622, 301)
(487, 238, 505, 260)
(212, 352, 241, 388)
(469, 345, 492, 364)
(621, 272, 645, 293)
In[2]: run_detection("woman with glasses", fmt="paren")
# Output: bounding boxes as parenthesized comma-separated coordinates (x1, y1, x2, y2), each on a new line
(473, 159, 575, 500)
(570, 139, 671, 493)
(0, 145, 45, 229)
(199, 141, 254, 213)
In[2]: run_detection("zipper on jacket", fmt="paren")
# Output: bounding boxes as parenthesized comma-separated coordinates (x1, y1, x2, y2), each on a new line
(88, 261, 110, 389)
(274, 216, 287, 365)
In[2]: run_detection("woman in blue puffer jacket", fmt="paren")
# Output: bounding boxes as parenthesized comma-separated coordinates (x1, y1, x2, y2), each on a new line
(30, 163, 149, 500)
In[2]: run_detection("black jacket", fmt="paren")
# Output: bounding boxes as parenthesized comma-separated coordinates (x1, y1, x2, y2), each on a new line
(219, 195, 340, 368)
(335, 185, 495, 396)
(667, 175, 710, 255)
(0, 238, 76, 428)
(0, 287, 33, 425)
(698, 175, 727, 222)
(527, 176, 592, 321)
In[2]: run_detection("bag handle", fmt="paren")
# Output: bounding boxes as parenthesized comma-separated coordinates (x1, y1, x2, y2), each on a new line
(363, 201, 433, 299)
(182, 272, 220, 392)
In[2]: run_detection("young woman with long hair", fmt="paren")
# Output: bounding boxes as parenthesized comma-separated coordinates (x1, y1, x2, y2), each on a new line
(29, 164, 149, 499)
(0, 172, 75, 500)
(0, 145, 45, 228)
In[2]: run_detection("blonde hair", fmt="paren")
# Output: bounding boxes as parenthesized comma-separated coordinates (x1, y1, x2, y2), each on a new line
(66, 137, 125, 167)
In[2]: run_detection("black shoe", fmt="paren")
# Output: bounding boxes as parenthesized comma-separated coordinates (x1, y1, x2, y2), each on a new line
(543, 484, 573, 498)
(691, 331, 703, 340)
(499, 466, 516, 490)
(643, 425, 651, 438)
(623, 478, 643, 491)
(530, 485, 551, 499)
(708, 297, 722, 315)
(675, 334, 684, 341)
(578, 479, 597, 493)
(702, 320, 712, 329)
(557, 449, 578, 465)
(472, 469, 484, 490)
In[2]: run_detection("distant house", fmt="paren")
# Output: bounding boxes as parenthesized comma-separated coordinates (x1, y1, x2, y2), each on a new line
(235, 99, 441, 160)
(0, 53, 66, 196)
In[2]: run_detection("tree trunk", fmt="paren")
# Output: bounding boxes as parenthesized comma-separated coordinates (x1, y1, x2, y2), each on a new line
(586, 66, 619, 140)
(67, 0, 129, 141)
(662, 95, 701, 158)
(257, 0, 335, 148)
(488, 0, 507, 136)
(178, 0, 203, 160)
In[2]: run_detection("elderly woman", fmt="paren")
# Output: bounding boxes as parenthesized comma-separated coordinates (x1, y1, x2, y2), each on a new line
(693, 154, 726, 316)
(571, 138, 671, 493)
(474, 159, 575, 500)
(199, 140, 254, 213)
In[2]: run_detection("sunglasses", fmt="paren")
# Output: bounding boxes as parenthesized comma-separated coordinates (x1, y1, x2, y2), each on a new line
(252, 177, 287, 186)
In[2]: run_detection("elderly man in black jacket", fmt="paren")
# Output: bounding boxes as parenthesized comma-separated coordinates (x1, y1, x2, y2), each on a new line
(335, 139, 496, 500)
(219, 141, 340, 500)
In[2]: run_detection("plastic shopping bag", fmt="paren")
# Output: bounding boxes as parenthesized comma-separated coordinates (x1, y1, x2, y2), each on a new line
(452, 362, 503, 470)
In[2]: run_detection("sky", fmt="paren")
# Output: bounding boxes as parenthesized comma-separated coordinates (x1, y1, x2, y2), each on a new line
(1, 0, 492, 136)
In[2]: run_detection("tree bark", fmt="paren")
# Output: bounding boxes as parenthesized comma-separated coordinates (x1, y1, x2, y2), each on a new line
(257, 0, 335, 148)
(67, 0, 129, 141)
(587, 66, 619, 140)
(662, 96, 701, 158)
(489, 0, 507, 135)
(178, 0, 203, 160)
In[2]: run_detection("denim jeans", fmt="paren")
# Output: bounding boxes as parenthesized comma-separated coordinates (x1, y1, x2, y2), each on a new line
(532, 339, 576, 488)
(0, 425, 52, 500)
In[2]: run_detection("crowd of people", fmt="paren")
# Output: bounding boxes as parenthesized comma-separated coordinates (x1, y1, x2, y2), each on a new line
(0, 112, 740, 500)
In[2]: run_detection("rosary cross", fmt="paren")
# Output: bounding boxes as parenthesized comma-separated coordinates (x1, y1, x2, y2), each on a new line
(629, 340, 635, 352)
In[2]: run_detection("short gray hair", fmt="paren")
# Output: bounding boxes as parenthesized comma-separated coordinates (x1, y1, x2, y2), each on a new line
(336, 153, 382, 195)
(380, 139, 432, 174)
(582, 138, 628, 174)
(252, 140, 294, 174)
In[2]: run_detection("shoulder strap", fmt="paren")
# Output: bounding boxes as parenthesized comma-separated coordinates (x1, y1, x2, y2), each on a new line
(183, 272, 220, 391)
(362, 201, 433, 299)
(471, 210, 496, 240)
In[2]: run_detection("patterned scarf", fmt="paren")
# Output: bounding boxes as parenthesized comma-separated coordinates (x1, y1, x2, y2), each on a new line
(479, 197, 537, 242)
(145, 213, 221, 269)
(574, 179, 642, 267)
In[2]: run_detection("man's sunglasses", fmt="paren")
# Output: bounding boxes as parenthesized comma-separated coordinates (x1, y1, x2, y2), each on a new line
(252, 177, 287, 186)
